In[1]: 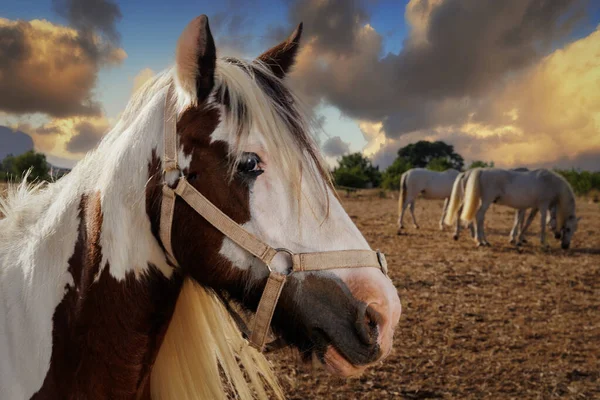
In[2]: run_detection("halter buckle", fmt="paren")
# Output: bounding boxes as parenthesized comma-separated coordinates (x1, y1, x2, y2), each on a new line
(162, 158, 182, 176)
(267, 248, 295, 275)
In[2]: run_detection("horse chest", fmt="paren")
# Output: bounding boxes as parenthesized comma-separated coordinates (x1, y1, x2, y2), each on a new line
(30, 264, 182, 399)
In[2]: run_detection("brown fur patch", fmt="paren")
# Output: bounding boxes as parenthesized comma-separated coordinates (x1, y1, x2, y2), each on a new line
(32, 193, 182, 399)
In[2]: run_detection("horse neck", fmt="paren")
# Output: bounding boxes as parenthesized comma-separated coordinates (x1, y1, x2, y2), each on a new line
(31, 186, 183, 398)
(556, 179, 575, 224)
(4, 86, 185, 397)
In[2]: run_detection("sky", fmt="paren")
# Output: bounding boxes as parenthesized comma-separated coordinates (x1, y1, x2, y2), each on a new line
(1, 0, 599, 170)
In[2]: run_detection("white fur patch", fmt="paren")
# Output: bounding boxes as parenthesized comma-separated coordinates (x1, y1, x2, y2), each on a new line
(0, 72, 183, 396)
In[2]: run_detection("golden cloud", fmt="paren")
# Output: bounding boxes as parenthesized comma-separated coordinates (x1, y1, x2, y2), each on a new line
(0, 18, 126, 118)
(13, 115, 111, 161)
(365, 26, 600, 170)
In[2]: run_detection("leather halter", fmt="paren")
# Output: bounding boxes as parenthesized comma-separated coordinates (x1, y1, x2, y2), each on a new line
(159, 85, 388, 351)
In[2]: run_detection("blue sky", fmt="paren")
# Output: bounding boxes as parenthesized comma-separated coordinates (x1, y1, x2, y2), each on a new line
(1, 0, 409, 118)
(0, 0, 411, 166)
(2, 0, 600, 170)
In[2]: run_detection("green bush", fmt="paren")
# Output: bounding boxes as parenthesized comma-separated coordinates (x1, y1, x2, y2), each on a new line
(468, 160, 495, 169)
(1, 151, 50, 182)
(333, 153, 381, 188)
(397, 140, 464, 170)
(381, 158, 412, 190)
(555, 169, 600, 196)
(427, 157, 454, 171)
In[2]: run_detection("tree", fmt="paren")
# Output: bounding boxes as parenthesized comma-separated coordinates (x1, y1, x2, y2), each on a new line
(381, 157, 412, 190)
(397, 140, 464, 170)
(333, 153, 381, 188)
(468, 160, 495, 169)
(427, 157, 453, 171)
(1, 151, 50, 181)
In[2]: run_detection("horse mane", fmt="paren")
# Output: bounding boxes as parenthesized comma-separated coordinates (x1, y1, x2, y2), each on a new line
(0, 172, 47, 221)
(151, 280, 283, 400)
(213, 58, 332, 214)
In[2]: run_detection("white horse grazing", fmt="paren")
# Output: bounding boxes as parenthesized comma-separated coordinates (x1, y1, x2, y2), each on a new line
(447, 168, 557, 244)
(448, 168, 578, 248)
(397, 168, 460, 233)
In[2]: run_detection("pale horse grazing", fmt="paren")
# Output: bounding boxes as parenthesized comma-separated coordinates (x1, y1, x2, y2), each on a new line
(397, 168, 460, 233)
(446, 168, 578, 248)
(446, 168, 557, 244)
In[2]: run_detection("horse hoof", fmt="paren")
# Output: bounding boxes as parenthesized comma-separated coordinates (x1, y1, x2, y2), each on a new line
(396, 229, 402, 236)
(485, 242, 492, 247)
(453, 234, 459, 241)
(477, 242, 485, 248)
(509, 239, 516, 245)
(521, 238, 528, 244)
(414, 225, 420, 229)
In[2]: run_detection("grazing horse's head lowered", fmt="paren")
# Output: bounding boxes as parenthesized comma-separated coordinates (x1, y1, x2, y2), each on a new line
(0, 15, 400, 400)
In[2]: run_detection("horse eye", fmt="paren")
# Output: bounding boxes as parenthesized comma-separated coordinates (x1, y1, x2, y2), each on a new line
(237, 152, 263, 176)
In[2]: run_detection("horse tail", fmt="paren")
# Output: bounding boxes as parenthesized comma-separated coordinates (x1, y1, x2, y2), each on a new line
(398, 171, 408, 215)
(444, 173, 463, 226)
(460, 168, 482, 223)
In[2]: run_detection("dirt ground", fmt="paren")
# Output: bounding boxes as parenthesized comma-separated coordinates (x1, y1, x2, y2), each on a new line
(2, 183, 598, 398)
(270, 190, 600, 399)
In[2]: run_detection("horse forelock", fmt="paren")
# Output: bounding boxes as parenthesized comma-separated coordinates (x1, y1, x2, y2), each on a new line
(211, 58, 332, 213)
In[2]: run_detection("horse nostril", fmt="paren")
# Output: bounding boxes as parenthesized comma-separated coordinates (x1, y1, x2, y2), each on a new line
(355, 304, 382, 346)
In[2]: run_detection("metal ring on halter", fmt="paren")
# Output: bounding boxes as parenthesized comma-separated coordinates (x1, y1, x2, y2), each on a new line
(162, 166, 184, 182)
(266, 247, 295, 274)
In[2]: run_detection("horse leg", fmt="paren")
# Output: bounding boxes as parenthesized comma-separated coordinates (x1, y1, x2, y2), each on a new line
(469, 221, 475, 239)
(518, 209, 537, 245)
(439, 197, 449, 231)
(475, 202, 491, 247)
(509, 210, 523, 244)
(397, 200, 409, 233)
(453, 204, 463, 240)
(409, 201, 419, 229)
(539, 206, 549, 248)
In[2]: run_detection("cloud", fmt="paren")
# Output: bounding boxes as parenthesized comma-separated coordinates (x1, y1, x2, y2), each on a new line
(52, 0, 122, 43)
(286, 0, 586, 128)
(0, 18, 126, 118)
(66, 120, 108, 153)
(13, 115, 110, 159)
(274, 0, 598, 170)
(322, 136, 351, 157)
(132, 68, 155, 94)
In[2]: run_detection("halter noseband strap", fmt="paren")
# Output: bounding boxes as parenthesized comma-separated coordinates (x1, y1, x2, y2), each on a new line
(159, 85, 388, 351)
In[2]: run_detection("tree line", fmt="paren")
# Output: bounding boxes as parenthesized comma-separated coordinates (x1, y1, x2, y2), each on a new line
(2, 146, 599, 196)
(333, 140, 600, 196)
(0, 151, 50, 182)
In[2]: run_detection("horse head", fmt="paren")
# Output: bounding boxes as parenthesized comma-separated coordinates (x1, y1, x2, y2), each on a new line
(147, 15, 401, 377)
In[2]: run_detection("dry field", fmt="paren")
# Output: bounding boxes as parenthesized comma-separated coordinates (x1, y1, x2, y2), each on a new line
(271, 190, 600, 399)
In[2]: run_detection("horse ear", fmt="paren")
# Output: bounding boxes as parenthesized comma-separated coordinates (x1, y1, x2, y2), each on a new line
(176, 15, 216, 103)
(257, 23, 303, 79)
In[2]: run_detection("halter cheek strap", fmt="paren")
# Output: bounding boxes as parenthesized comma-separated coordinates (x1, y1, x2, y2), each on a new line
(159, 85, 388, 351)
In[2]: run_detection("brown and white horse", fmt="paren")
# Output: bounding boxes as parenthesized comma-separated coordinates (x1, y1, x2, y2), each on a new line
(0, 15, 401, 400)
